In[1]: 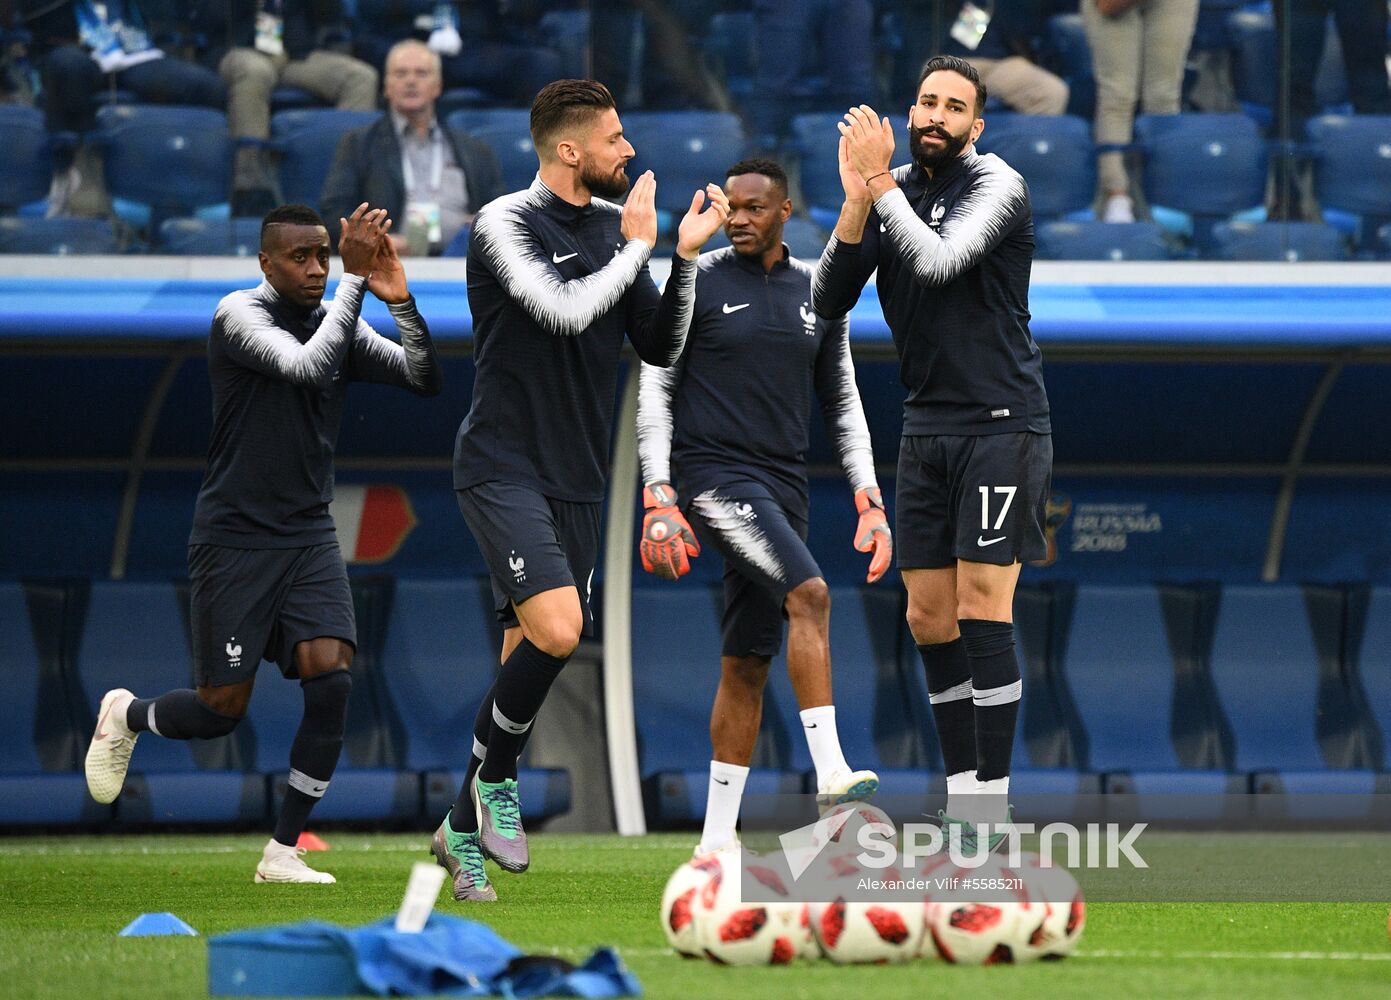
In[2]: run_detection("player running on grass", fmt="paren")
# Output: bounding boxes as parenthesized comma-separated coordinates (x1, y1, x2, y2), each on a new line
(84, 203, 442, 883)
(635, 158, 893, 857)
(813, 56, 1052, 853)
(431, 79, 729, 901)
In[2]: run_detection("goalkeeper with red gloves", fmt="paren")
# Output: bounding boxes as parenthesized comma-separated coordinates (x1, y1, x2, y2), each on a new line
(635, 159, 891, 857)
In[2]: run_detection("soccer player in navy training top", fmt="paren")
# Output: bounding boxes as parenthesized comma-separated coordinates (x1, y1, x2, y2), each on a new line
(84, 203, 442, 884)
(813, 56, 1052, 852)
(636, 159, 893, 856)
(433, 79, 729, 902)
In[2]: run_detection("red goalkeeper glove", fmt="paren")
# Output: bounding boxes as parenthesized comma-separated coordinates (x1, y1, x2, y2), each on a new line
(854, 486, 892, 584)
(640, 483, 700, 580)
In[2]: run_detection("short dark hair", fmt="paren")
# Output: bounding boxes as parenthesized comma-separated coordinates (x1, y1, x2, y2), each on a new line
(916, 55, 987, 116)
(261, 204, 325, 248)
(725, 158, 789, 197)
(530, 79, 617, 153)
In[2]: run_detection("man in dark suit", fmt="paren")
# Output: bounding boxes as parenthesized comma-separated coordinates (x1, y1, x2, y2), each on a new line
(320, 39, 502, 256)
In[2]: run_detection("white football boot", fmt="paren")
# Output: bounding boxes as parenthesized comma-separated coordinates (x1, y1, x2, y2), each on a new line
(84, 688, 137, 804)
(815, 768, 880, 813)
(254, 839, 337, 884)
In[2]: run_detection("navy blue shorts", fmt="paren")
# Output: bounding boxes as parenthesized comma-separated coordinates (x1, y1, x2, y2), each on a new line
(456, 482, 600, 635)
(188, 542, 356, 687)
(686, 486, 821, 658)
(895, 432, 1053, 569)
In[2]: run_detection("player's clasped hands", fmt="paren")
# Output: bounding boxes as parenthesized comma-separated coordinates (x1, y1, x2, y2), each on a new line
(621, 170, 659, 249)
(838, 104, 896, 186)
(675, 183, 730, 261)
(339, 203, 393, 278)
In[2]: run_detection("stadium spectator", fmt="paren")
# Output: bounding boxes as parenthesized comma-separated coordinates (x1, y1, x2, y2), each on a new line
(636, 157, 891, 857)
(748, 0, 875, 149)
(815, 55, 1051, 852)
(352, 0, 562, 105)
(1081, 0, 1198, 222)
(940, 0, 1068, 116)
(1270, 0, 1391, 219)
(320, 40, 502, 256)
(6, 0, 225, 214)
(431, 79, 727, 903)
(197, 1, 379, 216)
(82, 202, 441, 885)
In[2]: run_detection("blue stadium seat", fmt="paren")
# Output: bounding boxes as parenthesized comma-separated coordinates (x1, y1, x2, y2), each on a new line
(270, 108, 381, 209)
(1379, 223, 1391, 260)
(0, 218, 119, 255)
(75, 582, 264, 824)
(1307, 115, 1391, 246)
(376, 577, 571, 823)
(539, 9, 590, 79)
(1064, 586, 1184, 773)
(436, 88, 491, 120)
(631, 585, 805, 825)
(270, 86, 322, 113)
(158, 217, 262, 256)
(703, 12, 756, 97)
(1210, 221, 1349, 261)
(444, 108, 532, 136)
(467, 122, 538, 195)
(1354, 588, 1391, 763)
(624, 112, 746, 215)
(974, 114, 1094, 220)
(0, 105, 53, 211)
(1133, 113, 1267, 250)
(95, 105, 233, 230)
(632, 586, 723, 779)
(1209, 586, 1373, 785)
(1035, 220, 1173, 261)
(0, 583, 102, 825)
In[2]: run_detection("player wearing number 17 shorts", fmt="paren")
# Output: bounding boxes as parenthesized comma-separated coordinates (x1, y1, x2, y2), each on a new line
(812, 55, 1052, 853)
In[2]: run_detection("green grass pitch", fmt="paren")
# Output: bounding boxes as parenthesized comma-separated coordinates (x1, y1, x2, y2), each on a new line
(1, 832, 1387, 999)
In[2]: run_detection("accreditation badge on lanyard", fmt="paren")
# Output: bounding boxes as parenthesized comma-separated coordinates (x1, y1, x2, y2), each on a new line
(403, 137, 445, 246)
(949, 2, 991, 51)
(255, 2, 285, 57)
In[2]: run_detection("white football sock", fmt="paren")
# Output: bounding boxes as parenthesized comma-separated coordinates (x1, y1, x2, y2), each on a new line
(698, 760, 749, 854)
(945, 770, 978, 823)
(975, 776, 1010, 826)
(799, 705, 850, 788)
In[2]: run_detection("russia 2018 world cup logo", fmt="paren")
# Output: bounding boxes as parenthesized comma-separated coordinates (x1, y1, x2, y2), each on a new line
(1031, 492, 1072, 567)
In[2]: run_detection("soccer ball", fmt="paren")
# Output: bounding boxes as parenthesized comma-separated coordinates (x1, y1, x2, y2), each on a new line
(809, 895, 923, 964)
(659, 855, 722, 958)
(807, 856, 922, 964)
(810, 801, 896, 854)
(693, 850, 805, 965)
(920, 857, 1028, 966)
(1009, 854, 1086, 961)
(924, 893, 1024, 965)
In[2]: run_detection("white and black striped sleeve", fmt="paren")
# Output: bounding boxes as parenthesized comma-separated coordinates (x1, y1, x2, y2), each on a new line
(812, 312, 877, 493)
(626, 253, 696, 369)
(348, 297, 443, 396)
(636, 356, 682, 487)
(873, 159, 1028, 287)
(471, 200, 652, 337)
(215, 276, 365, 387)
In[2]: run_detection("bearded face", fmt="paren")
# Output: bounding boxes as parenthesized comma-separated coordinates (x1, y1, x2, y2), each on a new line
(580, 153, 631, 198)
(908, 119, 971, 171)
